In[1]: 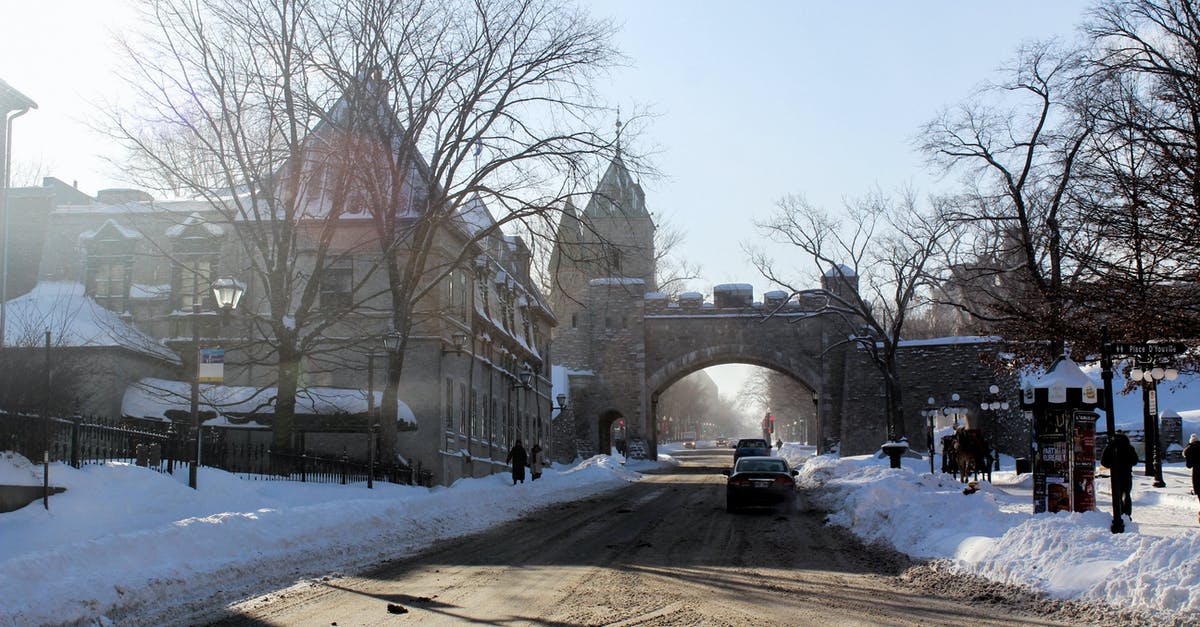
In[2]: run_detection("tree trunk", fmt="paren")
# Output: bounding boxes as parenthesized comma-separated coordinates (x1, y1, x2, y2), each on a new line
(273, 337, 299, 453)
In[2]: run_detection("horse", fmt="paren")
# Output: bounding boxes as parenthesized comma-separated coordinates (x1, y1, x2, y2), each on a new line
(952, 428, 992, 483)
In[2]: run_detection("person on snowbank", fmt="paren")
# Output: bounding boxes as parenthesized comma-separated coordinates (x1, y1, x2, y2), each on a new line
(1102, 432, 1139, 520)
(1184, 433, 1200, 520)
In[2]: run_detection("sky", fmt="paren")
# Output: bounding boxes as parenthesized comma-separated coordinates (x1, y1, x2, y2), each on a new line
(0, 0, 1097, 398)
(4, 432, 1200, 624)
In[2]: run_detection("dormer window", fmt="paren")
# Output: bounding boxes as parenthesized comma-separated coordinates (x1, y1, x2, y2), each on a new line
(81, 219, 141, 312)
(167, 213, 225, 310)
(321, 259, 354, 311)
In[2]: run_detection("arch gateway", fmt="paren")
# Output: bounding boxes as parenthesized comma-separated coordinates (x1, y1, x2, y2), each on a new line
(548, 155, 1025, 463)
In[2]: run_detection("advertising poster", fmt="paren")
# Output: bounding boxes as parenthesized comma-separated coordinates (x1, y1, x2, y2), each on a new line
(1072, 412, 1097, 513)
(1034, 409, 1071, 513)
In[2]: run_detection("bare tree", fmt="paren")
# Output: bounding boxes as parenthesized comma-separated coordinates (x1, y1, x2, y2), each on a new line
(919, 41, 1093, 363)
(106, 0, 385, 451)
(749, 190, 952, 444)
(653, 217, 701, 298)
(314, 0, 621, 461)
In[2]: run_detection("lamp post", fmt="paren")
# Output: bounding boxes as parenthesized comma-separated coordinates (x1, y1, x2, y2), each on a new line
(980, 385, 1010, 470)
(1130, 358, 1176, 488)
(925, 394, 966, 474)
(189, 276, 244, 489)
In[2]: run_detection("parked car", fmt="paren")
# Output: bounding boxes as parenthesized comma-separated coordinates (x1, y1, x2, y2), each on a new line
(733, 438, 770, 463)
(724, 456, 798, 512)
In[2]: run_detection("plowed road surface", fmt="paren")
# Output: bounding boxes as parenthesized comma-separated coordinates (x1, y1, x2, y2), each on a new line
(209, 448, 1069, 626)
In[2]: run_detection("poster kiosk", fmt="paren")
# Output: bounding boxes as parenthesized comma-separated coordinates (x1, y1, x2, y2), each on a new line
(1021, 356, 1102, 514)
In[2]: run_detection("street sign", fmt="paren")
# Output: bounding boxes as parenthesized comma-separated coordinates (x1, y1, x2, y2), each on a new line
(1106, 342, 1187, 356)
(199, 349, 225, 383)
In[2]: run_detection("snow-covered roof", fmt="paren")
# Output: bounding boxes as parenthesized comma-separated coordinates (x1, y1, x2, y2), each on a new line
(165, 212, 226, 238)
(1032, 356, 1097, 390)
(78, 218, 143, 241)
(644, 292, 668, 300)
(121, 377, 416, 427)
(764, 290, 789, 300)
(823, 264, 856, 277)
(2, 282, 179, 364)
(588, 278, 645, 286)
(713, 283, 752, 292)
(897, 336, 1001, 348)
(454, 194, 497, 237)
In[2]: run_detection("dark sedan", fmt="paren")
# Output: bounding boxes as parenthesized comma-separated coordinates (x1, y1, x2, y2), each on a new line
(724, 456, 797, 512)
(732, 438, 770, 463)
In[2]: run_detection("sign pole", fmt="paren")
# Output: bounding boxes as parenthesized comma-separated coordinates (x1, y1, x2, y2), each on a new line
(1100, 326, 1123, 533)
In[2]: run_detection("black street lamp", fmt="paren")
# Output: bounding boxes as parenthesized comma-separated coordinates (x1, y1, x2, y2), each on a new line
(1130, 358, 1177, 488)
(980, 385, 1010, 470)
(189, 276, 244, 489)
(925, 394, 966, 474)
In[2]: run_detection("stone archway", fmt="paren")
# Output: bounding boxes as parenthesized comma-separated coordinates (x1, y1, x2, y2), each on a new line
(646, 352, 819, 460)
(597, 409, 624, 458)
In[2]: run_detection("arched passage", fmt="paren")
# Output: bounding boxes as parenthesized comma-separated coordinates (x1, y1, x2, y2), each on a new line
(596, 409, 625, 458)
(645, 348, 821, 460)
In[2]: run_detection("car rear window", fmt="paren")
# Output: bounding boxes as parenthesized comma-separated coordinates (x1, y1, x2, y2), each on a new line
(736, 459, 787, 472)
(737, 439, 767, 448)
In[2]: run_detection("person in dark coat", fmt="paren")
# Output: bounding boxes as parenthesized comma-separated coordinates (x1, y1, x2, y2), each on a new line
(506, 440, 528, 485)
(1184, 433, 1200, 515)
(1101, 432, 1139, 519)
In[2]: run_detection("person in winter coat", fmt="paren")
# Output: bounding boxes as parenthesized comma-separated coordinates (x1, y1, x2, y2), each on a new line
(1101, 432, 1140, 520)
(1184, 433, 1200, 514)
(529, 443, 545, 481)
(506, 440, 528, 485)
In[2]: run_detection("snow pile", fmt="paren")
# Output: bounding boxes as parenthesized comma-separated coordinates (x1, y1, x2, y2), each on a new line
(797, 454, 1200, 616)
(0, 453, 648, 626)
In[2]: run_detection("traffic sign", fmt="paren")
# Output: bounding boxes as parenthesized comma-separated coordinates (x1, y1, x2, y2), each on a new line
(1106, 342, 1187, 356)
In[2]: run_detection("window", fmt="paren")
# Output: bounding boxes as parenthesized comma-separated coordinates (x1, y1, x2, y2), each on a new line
(459, 382, 468, 434)
(178, 259, 213, 309)
(82, 219, 138, 312)
(571, 313, 577, 328)
(169, 213, 224, 310)
(445, 269, 467, 320)
(320, 260, 353, 311)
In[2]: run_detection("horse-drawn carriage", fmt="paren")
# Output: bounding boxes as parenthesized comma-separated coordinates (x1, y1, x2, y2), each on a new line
(941, 428, 993, 482)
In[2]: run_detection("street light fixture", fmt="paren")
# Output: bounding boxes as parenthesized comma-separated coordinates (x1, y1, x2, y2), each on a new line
(1130, 357, 1175, 488)
(925, 393, 967, 474)
(189, 275, 244, 489)
(442, 330, 468, 355)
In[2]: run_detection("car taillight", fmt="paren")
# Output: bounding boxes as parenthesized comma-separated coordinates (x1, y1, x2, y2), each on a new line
(730, 476, 751, 486)
(774, 476, 793, 486)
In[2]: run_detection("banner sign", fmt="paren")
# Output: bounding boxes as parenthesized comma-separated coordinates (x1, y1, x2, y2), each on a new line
(199, 349, 225, 384)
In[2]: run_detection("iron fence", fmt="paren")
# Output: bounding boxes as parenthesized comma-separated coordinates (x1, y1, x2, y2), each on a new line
(0, 411, 425, 487)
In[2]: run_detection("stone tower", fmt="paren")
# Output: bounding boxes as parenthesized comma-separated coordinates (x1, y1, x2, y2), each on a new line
(549, 152, 657, 459)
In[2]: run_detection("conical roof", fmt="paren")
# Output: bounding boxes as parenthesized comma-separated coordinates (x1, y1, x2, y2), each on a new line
(583, 155, 650, 222)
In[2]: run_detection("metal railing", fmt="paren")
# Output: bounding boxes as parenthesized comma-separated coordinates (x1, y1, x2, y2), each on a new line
(0, 411, 426, 487)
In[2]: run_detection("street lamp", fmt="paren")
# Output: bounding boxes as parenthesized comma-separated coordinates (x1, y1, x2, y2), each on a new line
(189, 276, 244, 489)
(1130, 358, 1176, 488)
(980, 385, 1010, 470)
(925, 394, 966, 474)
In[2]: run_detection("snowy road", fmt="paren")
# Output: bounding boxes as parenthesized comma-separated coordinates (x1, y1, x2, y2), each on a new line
(207, 447, 1072, 626)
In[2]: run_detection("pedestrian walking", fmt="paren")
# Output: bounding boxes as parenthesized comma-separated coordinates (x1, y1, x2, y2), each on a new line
(1184, 433, 1200, 521)
(529, 443, 545, 481)
(1101, 431, 1139, 520)
(506, 440, 528, 485)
